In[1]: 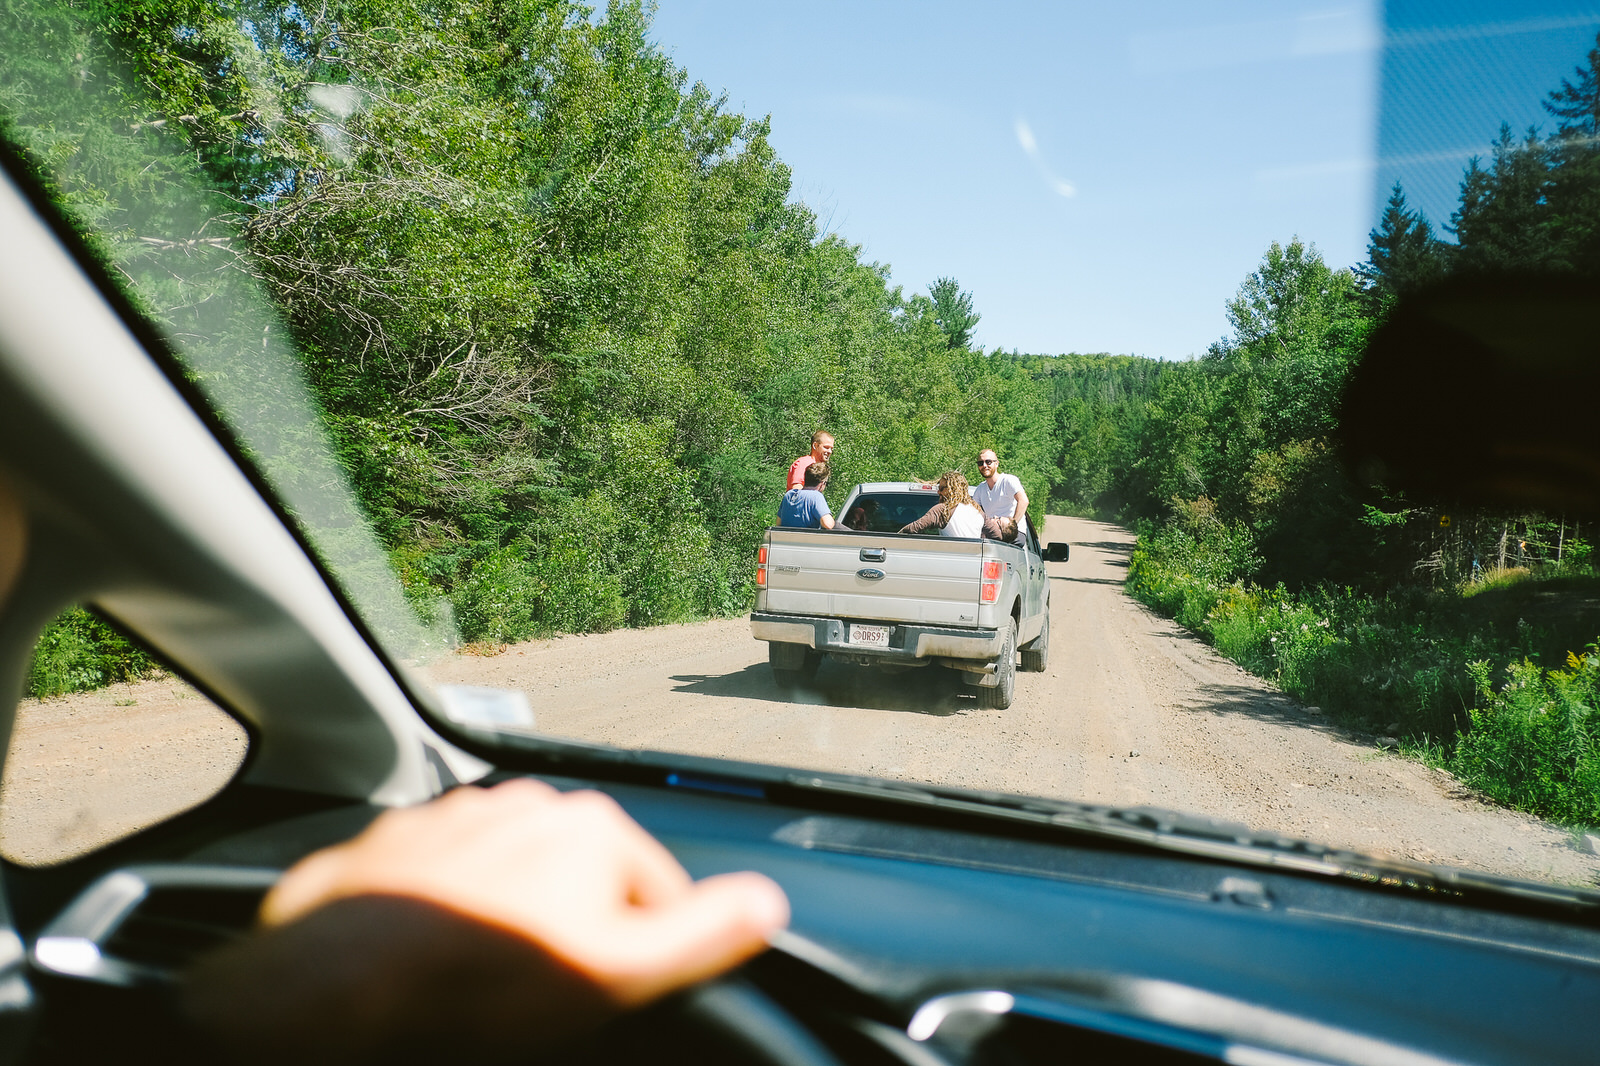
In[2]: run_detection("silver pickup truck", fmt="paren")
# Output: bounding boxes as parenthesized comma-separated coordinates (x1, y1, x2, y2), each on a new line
(751, 481, 1068, 709)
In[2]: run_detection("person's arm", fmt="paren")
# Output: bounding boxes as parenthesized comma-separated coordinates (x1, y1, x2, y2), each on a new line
(183, 780, 788, 1065)
(1009, 478, 1029, 520)
(898, 503, 946, 534)
(821, 513, 835, 529)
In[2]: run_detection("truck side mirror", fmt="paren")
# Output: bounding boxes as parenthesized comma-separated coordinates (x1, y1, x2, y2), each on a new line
(1045, 543, 1070, 562)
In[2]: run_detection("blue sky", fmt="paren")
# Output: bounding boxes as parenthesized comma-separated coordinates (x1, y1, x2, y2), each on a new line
(648, 1, 1380, 359)
(648, 2, 1600, 360)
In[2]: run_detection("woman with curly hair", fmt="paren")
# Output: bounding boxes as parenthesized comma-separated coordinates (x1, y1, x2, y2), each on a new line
(898, 471, 986, 538)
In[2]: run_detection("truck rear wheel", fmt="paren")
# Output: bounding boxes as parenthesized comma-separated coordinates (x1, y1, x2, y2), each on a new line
(1020, 611, 1049, 673)
(978, 619, 1017, 709)
(769, 641, 820, 689)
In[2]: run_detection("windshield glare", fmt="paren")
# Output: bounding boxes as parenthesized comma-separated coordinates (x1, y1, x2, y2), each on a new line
(4, 0, 1600, 891)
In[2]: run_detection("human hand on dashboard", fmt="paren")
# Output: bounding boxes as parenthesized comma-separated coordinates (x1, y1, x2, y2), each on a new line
(185, 778, 789, 1062)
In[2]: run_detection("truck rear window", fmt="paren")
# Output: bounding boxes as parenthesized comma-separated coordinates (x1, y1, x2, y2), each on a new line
(839, 492, 940, 533)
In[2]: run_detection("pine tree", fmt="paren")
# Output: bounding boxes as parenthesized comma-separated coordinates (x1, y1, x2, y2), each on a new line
(1544, 31, 1600, 274)
(1544, 31, 1600, 136)
(1449, 125, 1554, 273)
(1358, 182, 1447, 307)
(928, 277, 980, 350)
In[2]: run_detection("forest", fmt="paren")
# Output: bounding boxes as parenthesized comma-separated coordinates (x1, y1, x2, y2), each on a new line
(3, 2, 1599, 825)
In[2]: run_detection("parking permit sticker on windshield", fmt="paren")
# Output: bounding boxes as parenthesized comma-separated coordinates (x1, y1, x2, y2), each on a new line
(436, 685, 536, 730)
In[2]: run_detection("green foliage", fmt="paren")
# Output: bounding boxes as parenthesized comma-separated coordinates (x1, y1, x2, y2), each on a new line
(26, 608, 159, 699)
(1126, 514, 1259, 630)
(3, 0, 1084, 647)
(927, 277, 980, 351)
(1129, 521, 1600, 825)
(1358, 182, 1449, 310)
(1452, 125, 1558, 274)
(1455, 650, 1600, 826)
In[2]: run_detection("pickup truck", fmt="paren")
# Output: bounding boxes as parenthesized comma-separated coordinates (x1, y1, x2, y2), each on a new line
(751, 481, 1068, 709)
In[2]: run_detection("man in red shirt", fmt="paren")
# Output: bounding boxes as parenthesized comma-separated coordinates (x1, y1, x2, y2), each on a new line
(786, 430, 835, 490)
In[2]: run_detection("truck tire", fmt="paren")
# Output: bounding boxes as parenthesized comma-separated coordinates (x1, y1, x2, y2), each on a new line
(978, 619, 1017, 710)
(1020, 611, 1049, 673)
(769, 641, 819, 689)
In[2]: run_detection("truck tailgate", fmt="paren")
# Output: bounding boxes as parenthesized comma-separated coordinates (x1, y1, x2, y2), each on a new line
(763, 530, 983, 626)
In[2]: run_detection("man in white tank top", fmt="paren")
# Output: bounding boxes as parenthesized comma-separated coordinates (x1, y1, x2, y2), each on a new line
(973, 449, 1029, 541)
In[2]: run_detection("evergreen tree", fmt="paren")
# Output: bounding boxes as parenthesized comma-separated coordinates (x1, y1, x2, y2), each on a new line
(928, 276, 980, 350)
(1358, 182, 1447, 308)
(1544, 32, 1600, 274)
(1450, 125, 1554, 273)
(1544, 31, 1600, 136)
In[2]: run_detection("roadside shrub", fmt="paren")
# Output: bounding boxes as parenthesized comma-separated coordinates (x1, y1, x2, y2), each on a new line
(1125, 523, 1600, 824)
(451, 543, 543, 644)
(624, 519, 716, 627)
(27, 608, 159, 698)
(1452, 650, 1600, 826)
(1126, 518, 1258, 629)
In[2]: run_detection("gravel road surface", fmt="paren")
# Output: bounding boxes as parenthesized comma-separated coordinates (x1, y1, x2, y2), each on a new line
(4, 516, 1594, 886)
(432, 516, 1600, 886)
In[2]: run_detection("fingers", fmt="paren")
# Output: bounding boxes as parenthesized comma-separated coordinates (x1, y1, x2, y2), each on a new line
(259, 846, 343, 927)
(543, 789, 691, 905)
(264, 781, 692, 925)
(262, 781, 561, 926)
(604, 871, 791, 1005)
(257, 776, 792, 1016)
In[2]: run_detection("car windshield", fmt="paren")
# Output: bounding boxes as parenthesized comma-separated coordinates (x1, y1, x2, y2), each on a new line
(4, 1, 1599, 891)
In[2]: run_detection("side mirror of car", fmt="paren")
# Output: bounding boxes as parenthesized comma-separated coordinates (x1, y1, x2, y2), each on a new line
(1045, 542, 1070, 562)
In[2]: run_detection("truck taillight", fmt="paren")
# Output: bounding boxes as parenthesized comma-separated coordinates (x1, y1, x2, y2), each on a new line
(981, 559, 1002, 602)
(756, 545, 767, 587)
(758, 547, 768, 564)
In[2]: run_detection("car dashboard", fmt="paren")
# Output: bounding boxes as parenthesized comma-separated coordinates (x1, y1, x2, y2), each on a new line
(8, 771, 1599, 1066)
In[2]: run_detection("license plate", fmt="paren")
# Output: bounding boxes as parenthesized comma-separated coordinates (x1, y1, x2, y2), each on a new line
(848, 623, 891, 648)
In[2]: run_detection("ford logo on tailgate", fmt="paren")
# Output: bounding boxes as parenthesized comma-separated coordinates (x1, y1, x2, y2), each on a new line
(856, 568, 885, 581)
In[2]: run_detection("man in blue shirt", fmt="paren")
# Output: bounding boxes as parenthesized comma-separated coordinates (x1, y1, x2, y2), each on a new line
(779, 462, 835, 528)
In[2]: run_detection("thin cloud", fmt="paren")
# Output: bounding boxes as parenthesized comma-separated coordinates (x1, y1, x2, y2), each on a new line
(1388, 13, 1600, 50)
(1252, 142, 1546, 185)
(1014, 118, 1076, 198)
(1131, 9, 1376, 73)
(1131, 9, 1599, 74)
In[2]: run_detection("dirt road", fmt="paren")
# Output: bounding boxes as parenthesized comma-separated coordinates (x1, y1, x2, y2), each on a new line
(431, 516, 1599, 886)
(5, 516, 1595, 885)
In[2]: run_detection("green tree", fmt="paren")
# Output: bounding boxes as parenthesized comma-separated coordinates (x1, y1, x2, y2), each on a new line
(1544, 32, 1600, 275)
(1358, 182, 1448, 309)
(1544, 31, 1600, 136)
(1451, 125, 1555, 273)
(928, 276, 980, 350)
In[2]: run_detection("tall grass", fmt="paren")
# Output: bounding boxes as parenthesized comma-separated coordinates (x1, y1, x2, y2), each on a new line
(1127, 524, 1600, 826)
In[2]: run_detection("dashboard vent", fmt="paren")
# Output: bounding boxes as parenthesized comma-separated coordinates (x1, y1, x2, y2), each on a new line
(102, 884, 267, 973)
(30, 865, 279, 987)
